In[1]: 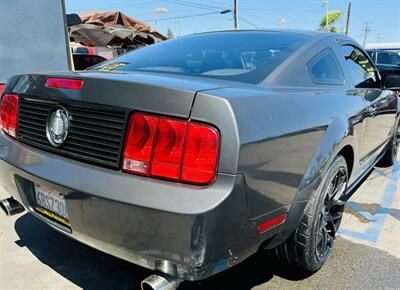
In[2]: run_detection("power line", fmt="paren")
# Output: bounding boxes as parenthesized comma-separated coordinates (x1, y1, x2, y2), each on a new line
(238, 16, 257, 28)
(163, 0, 225, 11)
(143, 11, 224, 22)
(74, 0, 160, 12)
(240, 8, 280, 25)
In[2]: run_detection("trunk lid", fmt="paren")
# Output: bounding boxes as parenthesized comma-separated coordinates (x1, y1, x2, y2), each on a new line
(8, 71, 232, 118)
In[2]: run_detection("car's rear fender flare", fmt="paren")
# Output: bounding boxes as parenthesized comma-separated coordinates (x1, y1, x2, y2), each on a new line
(294, 113, 356, 204)
(271, 114, 356, 245)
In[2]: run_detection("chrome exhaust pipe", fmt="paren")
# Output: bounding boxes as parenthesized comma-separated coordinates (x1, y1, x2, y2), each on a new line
(0, 197, 25, 216)
(141, 274, 182, 290)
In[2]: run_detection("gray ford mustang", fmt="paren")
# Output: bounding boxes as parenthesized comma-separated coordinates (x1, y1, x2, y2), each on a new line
(1, 30, 399, 289)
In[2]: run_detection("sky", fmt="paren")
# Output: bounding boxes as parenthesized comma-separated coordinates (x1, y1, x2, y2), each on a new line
(66, 0, 400, 45)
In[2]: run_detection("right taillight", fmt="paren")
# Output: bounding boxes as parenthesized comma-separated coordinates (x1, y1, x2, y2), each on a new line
(0, 94, 19, 138)
(122, 112, 220, 185)
(0, 84, 4, 95)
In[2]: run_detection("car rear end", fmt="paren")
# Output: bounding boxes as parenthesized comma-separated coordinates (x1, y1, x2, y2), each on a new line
(0, 71, 266, 281)
(0, 31, 317, 282)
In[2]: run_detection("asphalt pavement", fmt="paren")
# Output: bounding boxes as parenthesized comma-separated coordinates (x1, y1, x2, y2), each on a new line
(0, 159, 399, 290)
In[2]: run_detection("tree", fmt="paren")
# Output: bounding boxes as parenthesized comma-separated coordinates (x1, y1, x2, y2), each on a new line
(167, 28, 174, 39)
(319, 10, 342, 32)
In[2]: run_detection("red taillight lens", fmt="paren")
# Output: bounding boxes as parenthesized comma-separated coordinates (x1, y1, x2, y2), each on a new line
(0, 94, 19, 138)
(151, 119, 186, 180)
(123, 114, 158, 174)
(46, 78, 83, 90)
(0, 84, 4, 95)
(181, 123, 220, 184)
(122, 113, 220, 185)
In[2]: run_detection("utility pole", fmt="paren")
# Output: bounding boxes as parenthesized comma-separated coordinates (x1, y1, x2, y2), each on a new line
(376, 33, 384, 43)
(362, 22, 372, 48)
(234, 0, 238, 30)
(345, 2, 351, 35)
(153, 7, 168, 28)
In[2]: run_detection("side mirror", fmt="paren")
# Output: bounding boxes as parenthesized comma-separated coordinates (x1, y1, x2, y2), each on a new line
(384, 74, 400, 90)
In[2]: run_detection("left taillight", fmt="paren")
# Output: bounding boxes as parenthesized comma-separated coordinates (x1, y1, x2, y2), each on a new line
(0, 84, 4, 95)
(122, 112, 220, 185)
(0, 94, 19, 138)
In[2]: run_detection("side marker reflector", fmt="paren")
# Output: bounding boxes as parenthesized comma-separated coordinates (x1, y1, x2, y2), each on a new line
(258, 213, 287, 233)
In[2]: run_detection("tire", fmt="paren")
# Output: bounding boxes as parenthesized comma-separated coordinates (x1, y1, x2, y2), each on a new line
(275, 155, 348, 272)
(377, 123, 400, 167)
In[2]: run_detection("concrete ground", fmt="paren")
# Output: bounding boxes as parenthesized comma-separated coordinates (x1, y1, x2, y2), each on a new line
(0, 160, 399, 290)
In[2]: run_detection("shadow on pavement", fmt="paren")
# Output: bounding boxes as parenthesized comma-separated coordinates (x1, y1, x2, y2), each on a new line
(181, 252, 312, 290)
(14, 213, 151, 290)
(14, 213, 311, 290)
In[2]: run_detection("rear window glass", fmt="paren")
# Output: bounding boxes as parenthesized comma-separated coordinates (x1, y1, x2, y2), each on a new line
(94, 31, 311, 84)
(307, 48, 344, 85)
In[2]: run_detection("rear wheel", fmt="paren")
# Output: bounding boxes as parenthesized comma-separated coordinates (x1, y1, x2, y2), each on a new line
(276, 155, 348, 272)
(377, 123, 400, 167)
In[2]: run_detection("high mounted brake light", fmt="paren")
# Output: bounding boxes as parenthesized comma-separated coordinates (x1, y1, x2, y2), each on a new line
(46, 78, 83, 90)
(122, 112, 220, 185)
(0, 94, 19, 138)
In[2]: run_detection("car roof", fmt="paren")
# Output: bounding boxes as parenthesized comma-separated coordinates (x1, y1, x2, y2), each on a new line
(182, 29, 358, 46)
(190, 29, 326, 38)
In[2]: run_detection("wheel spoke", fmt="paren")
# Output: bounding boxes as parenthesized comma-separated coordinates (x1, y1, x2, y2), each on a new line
(317, 229, 323, 245)
(327, 233, 334, 247)
(321, 227, 327, 251)
(331, 211, 343, 220)
(328, 214, 340, 234)
(325, 198, 345, 211)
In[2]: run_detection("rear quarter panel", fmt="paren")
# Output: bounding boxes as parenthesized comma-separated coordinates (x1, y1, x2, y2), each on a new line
(193, 85, 366, 219)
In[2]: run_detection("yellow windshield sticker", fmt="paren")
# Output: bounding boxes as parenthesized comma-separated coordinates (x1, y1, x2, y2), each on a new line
(99, 62, 128, 71)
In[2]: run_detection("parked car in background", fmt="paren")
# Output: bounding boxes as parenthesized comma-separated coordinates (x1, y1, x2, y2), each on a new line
(1, 30, 399, 289)
(72, 54, 107, 70)
(367, 49, 400, 81)
(71, 45, 95, 55)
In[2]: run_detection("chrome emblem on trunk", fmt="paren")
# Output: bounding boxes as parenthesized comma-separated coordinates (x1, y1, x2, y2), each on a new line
(46, 107, 70, 147)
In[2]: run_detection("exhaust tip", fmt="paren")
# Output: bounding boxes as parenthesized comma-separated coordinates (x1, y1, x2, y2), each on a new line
(0, 198, 25, 216)
(141, 274, 182, 290)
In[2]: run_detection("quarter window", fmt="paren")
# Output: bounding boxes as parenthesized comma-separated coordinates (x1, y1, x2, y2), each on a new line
(307, 49, 344, 85)
(340, 46, 379, 88)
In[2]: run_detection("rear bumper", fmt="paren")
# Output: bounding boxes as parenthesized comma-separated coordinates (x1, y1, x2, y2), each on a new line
(0, 133, 296, 281)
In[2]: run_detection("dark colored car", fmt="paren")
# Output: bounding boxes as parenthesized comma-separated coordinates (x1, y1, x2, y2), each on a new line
(0, 31, 399, 289)
(367, 49, 400, 81)
(72, 54, 107, 70)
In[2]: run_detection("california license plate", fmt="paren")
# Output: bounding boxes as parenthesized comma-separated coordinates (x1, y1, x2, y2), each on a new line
(34, 184, 70, 227)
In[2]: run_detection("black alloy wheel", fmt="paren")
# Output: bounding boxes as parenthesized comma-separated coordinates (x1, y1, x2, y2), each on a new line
(315, 167, 347, 261)
(275, 155, 349, 272)
(378, 122, 400, 167)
